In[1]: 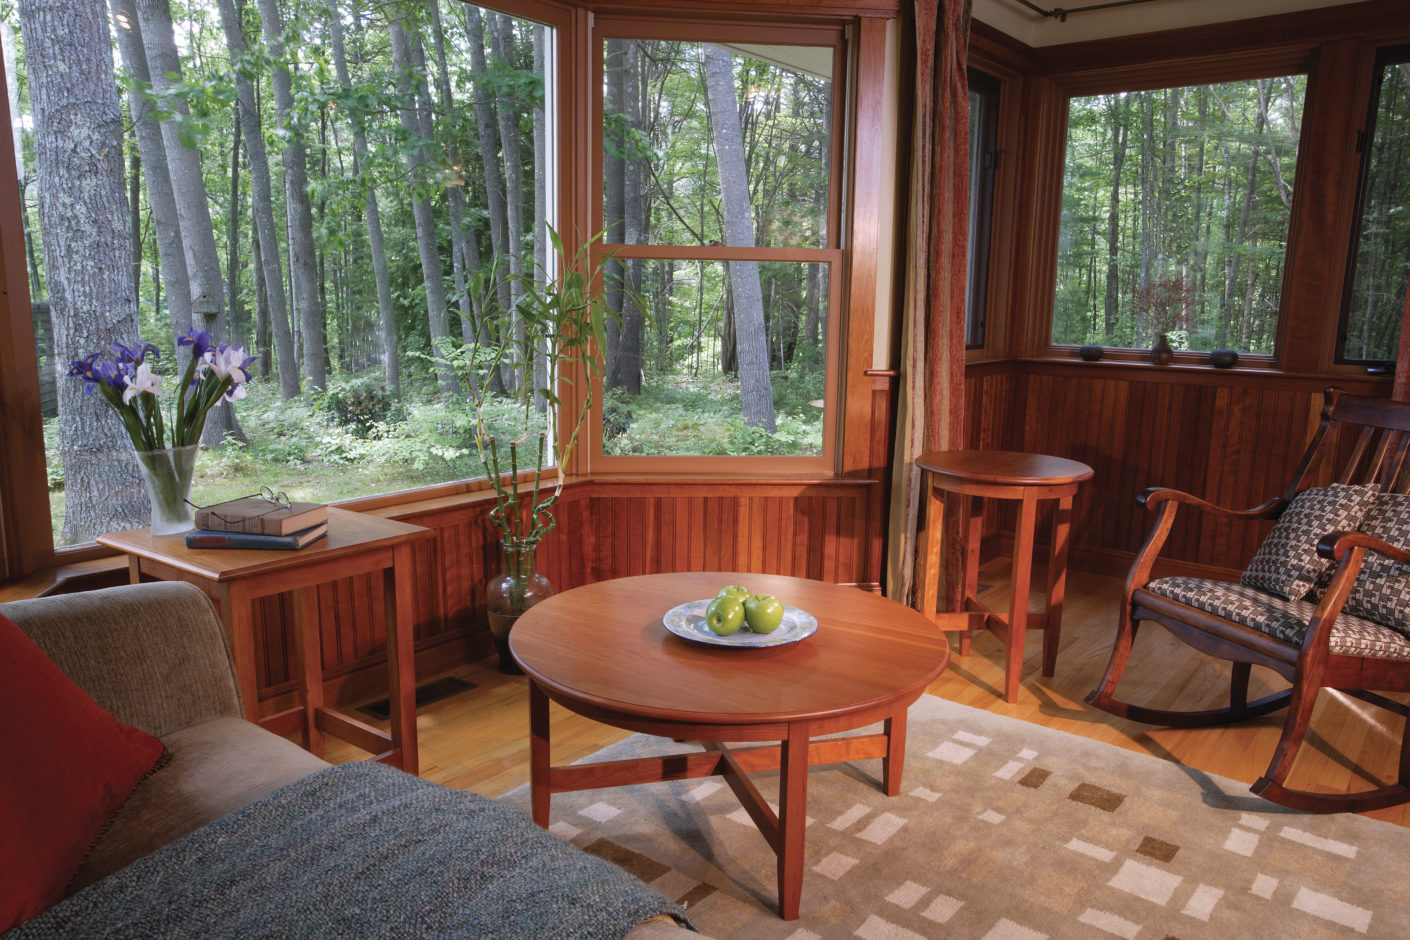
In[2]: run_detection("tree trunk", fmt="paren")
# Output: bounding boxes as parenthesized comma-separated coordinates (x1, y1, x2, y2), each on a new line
(253, 216, 271, 379)
(489, 12, 527, 391)
(109, 0, 192, 344)
(425, 0, 477, 344)
(703, 45, 774, 432)
(608, 40, 644, 395)
(331, 4, 399, 395)
(226, 117, 242, 346)
(126, 140, 142, 300)
(20, 0, 147, 542)
(602, 37, 627, 384)
(133, 0, 243, 446)
(1104, 94, 1129, 344)
(388, 11, 459, 395)
(254, 0, 326, 391)
(216, 0, 297, 397)
(464, 5, 512, 322)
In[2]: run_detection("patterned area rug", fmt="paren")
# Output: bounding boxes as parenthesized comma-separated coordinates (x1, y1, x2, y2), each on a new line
(500, 694, 1410, 939)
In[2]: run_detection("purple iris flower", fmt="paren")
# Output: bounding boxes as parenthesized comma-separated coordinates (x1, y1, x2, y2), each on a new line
(110, 340, 160, 364)
(68, 353, 103, 394)
(177, 328, 213, 359)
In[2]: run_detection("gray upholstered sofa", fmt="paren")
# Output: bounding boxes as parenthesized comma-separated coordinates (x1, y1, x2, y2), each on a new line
(1, 582, 695, 938)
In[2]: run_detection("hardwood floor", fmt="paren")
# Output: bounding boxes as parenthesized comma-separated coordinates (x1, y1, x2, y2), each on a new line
(324, 563, 1410, 827)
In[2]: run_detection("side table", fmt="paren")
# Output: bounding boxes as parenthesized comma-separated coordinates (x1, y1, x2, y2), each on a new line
(916, 450, 1094, 703)
(98, 507, 432, 774)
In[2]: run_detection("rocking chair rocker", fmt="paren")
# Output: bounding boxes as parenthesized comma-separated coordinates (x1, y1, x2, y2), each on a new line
(1088, 388, 1410, 813)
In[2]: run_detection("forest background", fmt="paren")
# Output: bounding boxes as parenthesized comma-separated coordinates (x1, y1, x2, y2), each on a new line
(9, 0, 835, 546)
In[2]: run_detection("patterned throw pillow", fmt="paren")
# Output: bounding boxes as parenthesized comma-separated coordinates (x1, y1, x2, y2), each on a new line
(1240, 483, 1381, 601)
(1344, 492, 1410, 637)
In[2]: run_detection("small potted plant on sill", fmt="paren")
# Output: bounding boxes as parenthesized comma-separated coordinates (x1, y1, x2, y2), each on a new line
(448, 227, 623, 674)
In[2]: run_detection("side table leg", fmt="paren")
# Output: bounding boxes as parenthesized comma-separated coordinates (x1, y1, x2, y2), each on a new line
(777, 724, 809, 920)
(918, 479, 943, 625)
(384, 544, 419, 776)
(225, 583, 261, 724)
(295, 586, 325, 756)
(1006, 489, 1038, 703)
(1044, 493, 1075, 678)
(530, 681, 552, 828)
(883, 709, 907, 797)
(962, 495, 985, 656)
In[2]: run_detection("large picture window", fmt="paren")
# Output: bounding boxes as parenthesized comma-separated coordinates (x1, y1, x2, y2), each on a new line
(1339, 48, 1410, 364)
(592, 29, 844, 467)
(967, 70, 1000, 349)
(1051, 76, 1306, 356)
(7, 1, 558, 547)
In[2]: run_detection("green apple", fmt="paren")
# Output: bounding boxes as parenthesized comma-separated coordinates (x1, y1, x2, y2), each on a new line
(717, 584, 752, 604)
(743, 593, 785, 633)
(704, 596, 745, 635)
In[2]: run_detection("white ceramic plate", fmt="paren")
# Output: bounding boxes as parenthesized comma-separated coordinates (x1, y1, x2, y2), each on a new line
(662, 598, 818, 648)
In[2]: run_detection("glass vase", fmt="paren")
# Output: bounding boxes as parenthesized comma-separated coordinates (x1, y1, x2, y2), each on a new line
(485, 537, 552, 675)
(133, 444, 198, 536)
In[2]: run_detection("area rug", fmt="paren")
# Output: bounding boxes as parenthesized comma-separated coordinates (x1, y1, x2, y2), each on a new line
(499, 694, 1410, 939)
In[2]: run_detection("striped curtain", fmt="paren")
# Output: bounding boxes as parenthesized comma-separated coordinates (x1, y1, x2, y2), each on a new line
(885, 0, 972, 607)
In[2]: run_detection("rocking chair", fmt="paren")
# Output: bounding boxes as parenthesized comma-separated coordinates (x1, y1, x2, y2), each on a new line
(1087, 387, 1410, 813)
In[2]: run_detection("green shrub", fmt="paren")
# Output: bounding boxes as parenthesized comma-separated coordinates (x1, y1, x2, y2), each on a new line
(318, 379, 405, 438)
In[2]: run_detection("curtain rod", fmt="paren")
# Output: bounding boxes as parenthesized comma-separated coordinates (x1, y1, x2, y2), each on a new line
(1011, 0, 1160, 23)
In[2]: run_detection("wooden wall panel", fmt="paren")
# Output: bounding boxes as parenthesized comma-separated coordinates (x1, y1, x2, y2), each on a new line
(248, 474, 891, 713)
(965, 361, 1390, 580)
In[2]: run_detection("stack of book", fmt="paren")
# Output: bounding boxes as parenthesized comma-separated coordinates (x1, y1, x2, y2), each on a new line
(185, 496, 328, 550)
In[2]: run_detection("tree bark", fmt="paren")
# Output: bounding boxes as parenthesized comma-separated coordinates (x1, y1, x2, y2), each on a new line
(1103, 94, 1129, 344)
(109, 0, 192, 345)
(254, 0, 326, 391)
(215, 0, 298, 398)
(330, 4, 399, 395)
(424, 0, 477, 344)
(602, 37, 627, 383)
(703, 44, 774, 432)
(489, 12, 527, 391)
(388, 10, 458, 395)
(464, 5, 512, 321)
(226, 117, 242, 346)
(608, 40, 644, 395)
(20, 0, 147, 542)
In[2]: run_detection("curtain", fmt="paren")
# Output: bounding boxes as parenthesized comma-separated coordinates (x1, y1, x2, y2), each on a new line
(885, 0, 972, 607)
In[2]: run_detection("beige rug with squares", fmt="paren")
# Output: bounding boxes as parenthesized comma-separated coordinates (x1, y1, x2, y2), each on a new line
(500, 694, 1410, 939)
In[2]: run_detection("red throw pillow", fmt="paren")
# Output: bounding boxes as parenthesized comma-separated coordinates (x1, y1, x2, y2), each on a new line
(0, 612, 166, 931)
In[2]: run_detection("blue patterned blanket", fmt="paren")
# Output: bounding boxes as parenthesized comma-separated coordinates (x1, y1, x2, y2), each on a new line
(15, 762, 690, 939)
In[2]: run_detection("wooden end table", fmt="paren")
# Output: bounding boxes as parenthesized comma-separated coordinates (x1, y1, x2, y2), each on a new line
(916, 449, 1094, 703)
(98, 507, 432, 774)
(509, 571, 949, 920)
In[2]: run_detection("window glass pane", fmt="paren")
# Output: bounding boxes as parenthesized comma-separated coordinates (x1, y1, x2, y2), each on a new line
(601, 40, 833, 249)
(966, 76, 996, 349)
(1052, 77, 1306, 355)
(7, 2, 553, 546)
(1341, 55, 1410, 362)
(602, 259, 829, 457)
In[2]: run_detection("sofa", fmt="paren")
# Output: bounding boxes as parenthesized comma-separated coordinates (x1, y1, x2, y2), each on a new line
(1, 581, 696, 938)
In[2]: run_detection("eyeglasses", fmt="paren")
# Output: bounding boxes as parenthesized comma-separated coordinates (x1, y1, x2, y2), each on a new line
(259, 486, 291, 510)
(192, 486, 293, 523)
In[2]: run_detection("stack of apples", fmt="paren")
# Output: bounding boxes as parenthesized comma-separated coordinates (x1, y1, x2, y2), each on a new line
(704, 584, 784, 636)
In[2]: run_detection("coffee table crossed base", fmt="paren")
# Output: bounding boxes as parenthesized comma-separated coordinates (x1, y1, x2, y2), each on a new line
(511, 573, 949, 921)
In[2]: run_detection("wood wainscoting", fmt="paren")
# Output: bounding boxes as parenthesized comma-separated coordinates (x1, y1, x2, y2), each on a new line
(253, 476, 887, 717)
(964, 359, 1392, 580)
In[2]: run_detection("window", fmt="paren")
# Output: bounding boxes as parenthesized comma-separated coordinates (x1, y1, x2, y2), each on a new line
(1339, 47, 1410, 364)
(1051, 76, 1306, 356)
(593, 29, 844, 466)
(966, 71, 999, 349)
(5, 2, 559, 548)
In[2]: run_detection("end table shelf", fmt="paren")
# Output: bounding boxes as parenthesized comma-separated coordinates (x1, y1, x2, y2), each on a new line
(99, 507, 432, 774)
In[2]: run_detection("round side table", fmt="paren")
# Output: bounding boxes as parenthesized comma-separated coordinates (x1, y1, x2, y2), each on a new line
(915, 450, 1094, 703)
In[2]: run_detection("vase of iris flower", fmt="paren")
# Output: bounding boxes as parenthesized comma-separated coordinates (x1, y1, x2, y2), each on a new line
(68, 329, 255, 535)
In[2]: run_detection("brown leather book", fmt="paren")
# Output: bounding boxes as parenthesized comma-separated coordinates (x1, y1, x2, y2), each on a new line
(194, 497, 327, 536)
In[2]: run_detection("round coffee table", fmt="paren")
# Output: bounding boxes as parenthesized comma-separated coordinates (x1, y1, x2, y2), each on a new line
(510, 571, 950, 920)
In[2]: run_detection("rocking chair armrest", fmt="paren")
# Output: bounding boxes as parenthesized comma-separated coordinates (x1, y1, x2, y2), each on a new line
(1316, 530, 1410, 566)
(1138, 486, 1281, 519)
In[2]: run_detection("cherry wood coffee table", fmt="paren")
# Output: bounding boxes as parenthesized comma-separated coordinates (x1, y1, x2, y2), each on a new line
(510, 571, 950, 920)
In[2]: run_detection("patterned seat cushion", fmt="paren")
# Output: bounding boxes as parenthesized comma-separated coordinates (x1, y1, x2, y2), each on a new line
(1240, 483, 1380, 601)
(1343, 492, 1410, 638)
(1145, 576, 1410, 660)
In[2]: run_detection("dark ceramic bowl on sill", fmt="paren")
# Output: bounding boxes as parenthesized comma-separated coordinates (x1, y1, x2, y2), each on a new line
(1208, 349, 1239, 368)
(1078, 345, 1104, 361)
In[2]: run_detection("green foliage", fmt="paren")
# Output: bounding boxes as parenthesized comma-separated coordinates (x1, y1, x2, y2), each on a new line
(316, 379, 405, 439)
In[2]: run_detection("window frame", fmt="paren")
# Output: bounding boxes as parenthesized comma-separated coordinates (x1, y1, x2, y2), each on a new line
(966, 68, 1000, 351)
(584, 16, 851, 477)
(1336, 43, 1410, 367)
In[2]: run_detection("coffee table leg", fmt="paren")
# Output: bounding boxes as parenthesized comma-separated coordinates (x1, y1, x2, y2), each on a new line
(883, 709, 907, 796)
(529, 681, 551, 827)
(777, 724, 809, 920)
